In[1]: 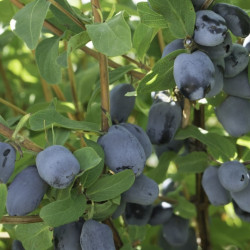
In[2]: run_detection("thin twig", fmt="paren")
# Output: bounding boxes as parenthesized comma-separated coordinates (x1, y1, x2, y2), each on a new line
(0, 123, 43, 152)
(182, 98, 191, 128)
(157, 30, 165, 54)
(201, 0, 214, 9)
(91, 0, 110, 132)
(51, 85, 77, 120)
(122, 55, 151, 72)
(0, 97, 26, 115)
(67, 51, 84, 120)
(40, 77, 53, 102)
(193, 105, 211, 250)
(48, 0, 86, 30)
(0, 215, 43, 224)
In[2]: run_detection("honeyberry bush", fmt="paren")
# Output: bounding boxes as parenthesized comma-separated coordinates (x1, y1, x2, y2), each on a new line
(0, 0, 250, 249)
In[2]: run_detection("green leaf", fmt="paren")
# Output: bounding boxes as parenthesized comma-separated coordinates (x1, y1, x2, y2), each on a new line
(175, 151, 208, 174)
(137, 49, 185, 94)
(137, 2, 168, 29)
(109, 65, 136, 84)
(74, 147, 102, 172)
(0, 116, 9, 127)
(39, 191, 86, 227)
(175, 125, 237, 161)
(29, 108, 100, 133)
(16, 223, 53, 250)
(133, 23, 158, 59)
(50, 0, 84, 34)
(79, 141, 104, 188)
(11, 0, 50, 49)
(86, 170, 135, 202)
(0, 184, 7, 220)
(67, 31, 90, 55)
(149, 0, 195, 38)
(86, 12, 132, 56)
(12, 113, 30, 140)
(148, 151, 176, 183)
(35, 36, 62, 84)
(174, 196, 196, 219)
(91, 200, 118, 221)
(47, 127, 70, 146)
(0, 0, 16, 24)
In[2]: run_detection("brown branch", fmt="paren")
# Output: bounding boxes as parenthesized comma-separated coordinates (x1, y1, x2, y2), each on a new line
(122, 55, 151, 72)
(157, 30, 165, 54)
(182, 98, 191, 128)
(91, 0, 110, 132)
(48, 0, 86, 30)
(0, 97, 26, 115)
(158, 195, 178, 204)
(0, 215, 43, 224)
(40, 77, 53, 102)
(67, 49, 84, 120)
(193, 105, 211, 250)
(0, 123, 43, 152)
(201, 0, 214, 9)
(0, 55, 16, 112)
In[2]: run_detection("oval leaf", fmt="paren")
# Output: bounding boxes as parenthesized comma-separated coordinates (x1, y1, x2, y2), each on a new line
(39, 191, 86, 227)
(86, 12, 132, 56)
(11, 0, 50, 49)
(35, 36, 62, 84)
(86, 170, 135, 202)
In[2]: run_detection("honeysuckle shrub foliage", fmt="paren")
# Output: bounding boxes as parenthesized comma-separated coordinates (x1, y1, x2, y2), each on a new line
(0, 0, 249, 249)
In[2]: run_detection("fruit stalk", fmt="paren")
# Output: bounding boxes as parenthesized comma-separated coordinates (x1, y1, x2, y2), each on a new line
(193, 105, 211, 249)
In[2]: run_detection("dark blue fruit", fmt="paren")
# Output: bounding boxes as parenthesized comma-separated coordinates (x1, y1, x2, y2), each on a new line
(194, 10, 227, 46)
(36, 145, 80, 189)
(162, 214, 189, 247)
(6, 165, 48, 216)
(233, 200, 250, 222)
(124, 203, 153, 226)
(206, 62, 224, 98)
(80, 220, 115, 250)
(215, 96, 250, 137)
(147, 101, 182, 144)
(162, 39, 184, 57)
(98, 125, 146, 176)
(155, 140, 184, 158)
(218, 161, 249, 192)
(122, 174, 159, 205)
(149, 202, 173, 225)
(223, 69, 250, 99)
(231, 181, 250, 213)
(198, 32, 232, 60)
(224, 44, 249, 78)
(110, 83, 135, 124)
(0, 142, 16, 183)
(174, 51, 215, 100)
(120, 123, 152, 159)
(159, 227, 198, 250)
(12, 240, 25, 250)
(202, 166, 231, 206)
(212, 3, 250, 37)
(54, 220, 84, 250)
